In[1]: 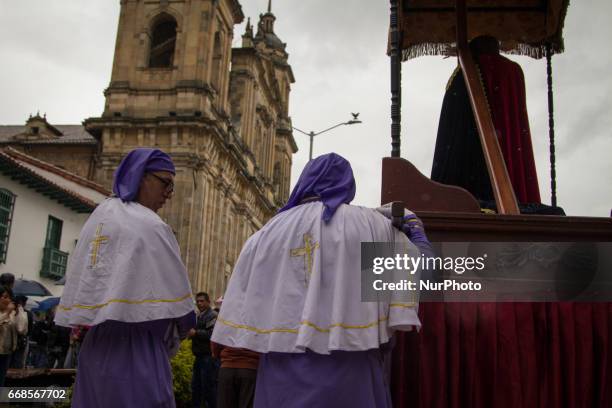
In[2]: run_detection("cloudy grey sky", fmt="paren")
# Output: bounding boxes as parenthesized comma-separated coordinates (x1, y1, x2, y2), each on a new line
(1, 1, 610, 216)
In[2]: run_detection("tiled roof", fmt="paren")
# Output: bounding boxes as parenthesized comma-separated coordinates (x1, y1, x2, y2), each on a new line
(0, 125, 97, 145)
(0, 147, 109, 213)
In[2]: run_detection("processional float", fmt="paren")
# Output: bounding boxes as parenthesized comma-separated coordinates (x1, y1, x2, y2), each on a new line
(382, 1, 612, 406)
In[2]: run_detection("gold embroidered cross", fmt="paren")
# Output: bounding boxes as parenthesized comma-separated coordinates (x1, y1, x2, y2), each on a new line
(290, 233, 320, 284)
(89, 223, 109, 268)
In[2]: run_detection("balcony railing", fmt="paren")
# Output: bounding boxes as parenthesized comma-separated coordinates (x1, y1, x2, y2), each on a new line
(40, 247, 68, 280)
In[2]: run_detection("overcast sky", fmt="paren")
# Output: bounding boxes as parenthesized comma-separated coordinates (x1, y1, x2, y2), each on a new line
(1, 1, 610, 216)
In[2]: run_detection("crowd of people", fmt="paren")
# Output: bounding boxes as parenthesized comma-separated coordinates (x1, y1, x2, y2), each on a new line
(0, 271, 91, 387)
(0, 273, 28, 386)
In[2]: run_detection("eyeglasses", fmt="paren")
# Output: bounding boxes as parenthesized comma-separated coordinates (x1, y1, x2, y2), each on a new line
(148, 173, 175, 194)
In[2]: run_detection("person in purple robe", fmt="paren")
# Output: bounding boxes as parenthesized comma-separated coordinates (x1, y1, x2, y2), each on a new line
(212, 153, 431, 407)
(56, 148, 196, 408)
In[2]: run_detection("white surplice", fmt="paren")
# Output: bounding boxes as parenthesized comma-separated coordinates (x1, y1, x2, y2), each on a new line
(212, 202, 421, 354)
(56, 198, 193, 327)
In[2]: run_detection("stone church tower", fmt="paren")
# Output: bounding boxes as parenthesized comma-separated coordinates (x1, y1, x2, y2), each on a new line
(81, 0, 297, 296)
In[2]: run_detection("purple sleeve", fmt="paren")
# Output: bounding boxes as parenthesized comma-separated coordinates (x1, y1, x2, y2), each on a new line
(176, 311, 196, 339)
(411, 235, 435, 259)
(401, 215, 435, 258)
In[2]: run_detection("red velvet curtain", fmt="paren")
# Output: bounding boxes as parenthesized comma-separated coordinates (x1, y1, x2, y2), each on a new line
(391, 303, 611, 407)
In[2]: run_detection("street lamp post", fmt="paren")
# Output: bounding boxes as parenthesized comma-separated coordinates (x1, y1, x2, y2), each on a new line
(293, 114, 362, 160)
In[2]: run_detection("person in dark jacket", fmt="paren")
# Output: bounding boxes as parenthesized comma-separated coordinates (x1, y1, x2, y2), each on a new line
(46, 306, 70, 368)
(189, 292, 218, 408)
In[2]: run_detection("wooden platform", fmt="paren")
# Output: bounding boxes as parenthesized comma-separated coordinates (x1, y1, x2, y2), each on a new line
(381, 157, 612, 241)
(7, 368, 76, 379)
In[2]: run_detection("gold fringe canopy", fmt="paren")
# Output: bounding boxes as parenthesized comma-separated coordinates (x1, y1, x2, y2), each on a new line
(392, 0, 570, 60)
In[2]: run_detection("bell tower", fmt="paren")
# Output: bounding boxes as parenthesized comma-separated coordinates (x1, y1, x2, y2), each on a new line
(100, 0, 244, 121)
(83, 0, 298, 296)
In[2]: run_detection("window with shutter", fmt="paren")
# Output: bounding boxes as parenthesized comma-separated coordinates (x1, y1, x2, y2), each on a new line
(41, 216, 68, 279)
(0, 189, 16, 264)
(45, 216, 63, 249)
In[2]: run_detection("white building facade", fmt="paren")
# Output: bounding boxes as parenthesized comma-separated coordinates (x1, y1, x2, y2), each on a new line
(0, 148, 109, 296)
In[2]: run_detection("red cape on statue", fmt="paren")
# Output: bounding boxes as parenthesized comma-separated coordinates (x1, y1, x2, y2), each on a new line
(477, 53, 541, 203)
(431, 53, 541, 204)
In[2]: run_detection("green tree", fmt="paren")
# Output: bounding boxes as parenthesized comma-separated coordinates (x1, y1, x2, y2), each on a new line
(171, 339, 195, 407)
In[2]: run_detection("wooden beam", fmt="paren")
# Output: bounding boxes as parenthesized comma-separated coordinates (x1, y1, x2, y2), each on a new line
(0, 162, 95, 213)
(10, 174, 29, 183)
(0, 169, 20, 177)
(416, 211, 612, 242)
(36, 187, 57, 195)
(455, 0, 519, 215)
(48, 192, 66, 200)
(390, 0, 402, 157)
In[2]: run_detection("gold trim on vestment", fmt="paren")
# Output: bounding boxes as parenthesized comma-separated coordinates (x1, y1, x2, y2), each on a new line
(89, 223, 109, 268)
(218, 302, 417, 334)
(304, 317, 389, 333)
(390, 302, 417, 308)
(290, 233, 320, 285)
(58, 293, 192, 311)
(217, 318, 299, 334)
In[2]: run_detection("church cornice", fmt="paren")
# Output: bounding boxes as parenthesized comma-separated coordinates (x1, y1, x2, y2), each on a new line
(231, 47, 258, 57)
(229, 70, 256, 83)
(227, 0, 245, 25)
(84, 115, 217, 126)
(105, 81, 216, 97)
(276, 120, 298, 153)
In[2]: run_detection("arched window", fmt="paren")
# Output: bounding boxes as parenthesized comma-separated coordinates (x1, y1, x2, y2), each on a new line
(149, 16, 178, 68)
(211, 31, 223, 90)
(0, 189, 16, 263)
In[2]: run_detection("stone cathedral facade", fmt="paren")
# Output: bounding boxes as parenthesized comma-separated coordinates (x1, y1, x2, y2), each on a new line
(0, 0, 297, 297)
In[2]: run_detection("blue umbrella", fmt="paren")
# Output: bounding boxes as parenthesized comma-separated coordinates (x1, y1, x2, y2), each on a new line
(13, 279, 53, 297)
(34, 297, 61, 312)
